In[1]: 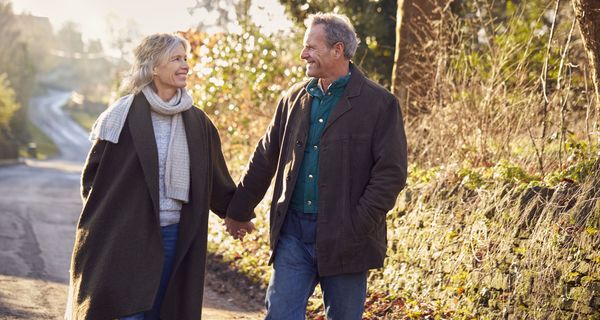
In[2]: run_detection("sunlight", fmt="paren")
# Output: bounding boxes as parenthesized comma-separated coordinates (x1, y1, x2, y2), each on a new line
(11, 0, 292, 54)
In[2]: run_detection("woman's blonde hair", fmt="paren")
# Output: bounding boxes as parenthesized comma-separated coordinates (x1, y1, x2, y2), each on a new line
(121, 33, 191, 94)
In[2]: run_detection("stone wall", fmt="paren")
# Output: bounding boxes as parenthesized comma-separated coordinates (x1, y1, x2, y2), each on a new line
(372, 171, 600, 318)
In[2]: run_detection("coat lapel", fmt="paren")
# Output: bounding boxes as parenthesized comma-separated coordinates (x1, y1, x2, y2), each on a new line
(323, 67, 365, 135)
(182, 109, 208, 215)
(169, 109, 208, 278)
(128, 93, 160, 219)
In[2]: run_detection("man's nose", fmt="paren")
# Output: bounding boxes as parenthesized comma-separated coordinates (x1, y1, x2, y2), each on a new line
(300, 49, 308, 60)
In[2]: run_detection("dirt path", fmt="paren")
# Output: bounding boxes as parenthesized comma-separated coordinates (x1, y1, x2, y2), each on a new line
(0, 90, 264, 319)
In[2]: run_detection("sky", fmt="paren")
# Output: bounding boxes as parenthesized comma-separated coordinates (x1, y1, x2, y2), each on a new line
(11, 0, 293, 51)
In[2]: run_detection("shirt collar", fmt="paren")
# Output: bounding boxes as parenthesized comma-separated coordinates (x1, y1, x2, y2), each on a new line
(306, 63, 353, 97)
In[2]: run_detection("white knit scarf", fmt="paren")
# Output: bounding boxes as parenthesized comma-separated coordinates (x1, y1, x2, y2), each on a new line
(90, 86, 193, 203)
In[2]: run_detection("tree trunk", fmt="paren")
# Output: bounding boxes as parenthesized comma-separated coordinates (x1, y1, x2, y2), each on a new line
(572, 0, 600, 127)
(391, 0, 444, 117)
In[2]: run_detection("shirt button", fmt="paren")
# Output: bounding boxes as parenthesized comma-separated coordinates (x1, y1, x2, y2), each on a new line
(313, 145, 318, 150)
(308, 174, 314, 179)
(327, 92, 332, 96)
(307, 200, 312, 205)
(318, 118, 324, 123)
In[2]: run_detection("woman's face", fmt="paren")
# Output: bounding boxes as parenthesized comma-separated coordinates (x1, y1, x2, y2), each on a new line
(153, 44, 189, 92)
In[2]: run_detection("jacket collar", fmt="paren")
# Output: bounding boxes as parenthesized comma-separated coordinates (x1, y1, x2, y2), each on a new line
(293, 64, 367, 140)
(344, 64, 365, 98)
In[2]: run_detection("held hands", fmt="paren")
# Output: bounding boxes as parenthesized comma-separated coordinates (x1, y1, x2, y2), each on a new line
(224, 217, 256, 241)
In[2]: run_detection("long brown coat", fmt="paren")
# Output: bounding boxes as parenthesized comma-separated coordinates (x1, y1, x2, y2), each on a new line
(67, 93, 235, 319)
(226, 68, 408, 277)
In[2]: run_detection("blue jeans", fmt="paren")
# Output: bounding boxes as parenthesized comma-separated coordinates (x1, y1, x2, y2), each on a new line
(265, 209, 368, 320)
(121, 223, 179, 320)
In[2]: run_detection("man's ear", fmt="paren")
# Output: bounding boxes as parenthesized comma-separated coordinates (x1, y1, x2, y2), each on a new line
(334, 42, 345, 59)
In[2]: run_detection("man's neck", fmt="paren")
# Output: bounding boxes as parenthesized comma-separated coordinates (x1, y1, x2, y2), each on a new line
(319, 62, 350, 91)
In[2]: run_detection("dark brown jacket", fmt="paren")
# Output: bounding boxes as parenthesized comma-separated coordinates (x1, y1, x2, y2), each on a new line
(67, 93, 235, 319)
(227, 68, 407, 276)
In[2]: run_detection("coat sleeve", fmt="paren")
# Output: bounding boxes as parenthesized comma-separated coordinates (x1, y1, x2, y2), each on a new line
(225, 96, 287, 221)
(207, 121, 237, 219)
(354, 96, 407, 236)
(81, 139, 107, 202)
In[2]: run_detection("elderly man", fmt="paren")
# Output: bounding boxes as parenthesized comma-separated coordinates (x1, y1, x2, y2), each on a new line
(226, 12, 407, 319)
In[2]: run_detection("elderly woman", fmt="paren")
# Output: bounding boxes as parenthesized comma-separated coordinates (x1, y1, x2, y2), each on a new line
(65, 33, 254, 320)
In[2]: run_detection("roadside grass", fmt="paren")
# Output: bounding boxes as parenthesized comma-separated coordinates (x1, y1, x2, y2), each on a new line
(20, 119, 58, 160)
(66, 108, 97, 131)
(63, 98, 105, 131)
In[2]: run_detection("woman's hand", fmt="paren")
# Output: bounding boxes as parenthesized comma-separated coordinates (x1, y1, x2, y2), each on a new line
(224, 217, 256, 240)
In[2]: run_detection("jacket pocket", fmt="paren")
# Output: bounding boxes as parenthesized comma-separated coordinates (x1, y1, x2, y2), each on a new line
(340, 137, 362, 246)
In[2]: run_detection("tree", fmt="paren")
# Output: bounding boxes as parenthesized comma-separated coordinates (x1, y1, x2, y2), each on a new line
(0, 1, 34, 105)
(391, 0, 445, 116)
(572, 0, 600, 129)
(56, 22, 84, 55)
(13, 13, 56, 74)
(0, 73, 19, 159)
(0, 1, 35, 145)
(0, 2, 20, 71)
(187, 0, 243, 32)
(182, 23, 305, 167)
(278, 0, 397, 87)
(0, 74, 19, 128)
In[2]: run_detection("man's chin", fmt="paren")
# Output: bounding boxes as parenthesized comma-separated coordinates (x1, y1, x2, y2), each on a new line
(305, 69, 319, 78)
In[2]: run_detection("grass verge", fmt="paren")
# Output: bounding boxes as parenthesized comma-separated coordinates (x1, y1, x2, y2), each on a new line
(20, 119, 58, 160)
(65, 108, 97, 132)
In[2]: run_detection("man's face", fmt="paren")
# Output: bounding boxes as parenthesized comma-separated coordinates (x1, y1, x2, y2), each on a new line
(300, 24, 336, 79)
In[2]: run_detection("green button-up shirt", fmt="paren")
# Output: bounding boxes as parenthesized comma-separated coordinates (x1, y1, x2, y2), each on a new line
(289, 70, 352, 213)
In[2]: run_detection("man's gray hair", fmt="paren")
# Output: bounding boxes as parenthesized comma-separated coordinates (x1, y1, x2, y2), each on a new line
(122, 33, 190, 94)
(305, 12, 360, 60)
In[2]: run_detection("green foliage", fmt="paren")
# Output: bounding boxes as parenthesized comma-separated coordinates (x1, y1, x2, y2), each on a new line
(407, 164, 440, 185)
(0, 2, 41, 147)
(409, 0, 590, 173)
(0, 2, 37, 107)
(0, 73, 20, 159)
(456, 160, 539, 190)
(0, 74, 19, 128)
(543, 136, 598, 185)
(21, 118, 58, 159)
(182, 24, 304, 173)
(64, 98, 106, 131)
(545, 160, 596, 186)
(492, 160, 538, 184)
(278, 0, 396, 87)
(451, 0, 563, 88)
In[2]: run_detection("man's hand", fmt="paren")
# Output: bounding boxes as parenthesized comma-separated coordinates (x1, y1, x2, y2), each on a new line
(224, 217, 256, 240)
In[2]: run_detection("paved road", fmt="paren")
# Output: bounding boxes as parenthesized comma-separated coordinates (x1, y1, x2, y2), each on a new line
(0, 90, 262, 319)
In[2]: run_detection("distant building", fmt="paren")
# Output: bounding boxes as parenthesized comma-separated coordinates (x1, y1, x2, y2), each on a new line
(12, 14, 56, 73)
(13, 14, 54, 41)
